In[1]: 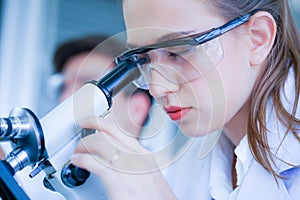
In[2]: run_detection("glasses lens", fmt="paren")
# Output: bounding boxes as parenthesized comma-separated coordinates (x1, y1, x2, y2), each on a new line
(133, 37, 223, 90)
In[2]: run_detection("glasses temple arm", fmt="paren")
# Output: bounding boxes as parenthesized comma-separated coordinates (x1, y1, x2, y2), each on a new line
(194, 9, 260, 45)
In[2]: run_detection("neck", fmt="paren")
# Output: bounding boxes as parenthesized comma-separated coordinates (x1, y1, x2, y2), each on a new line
(223, 100, 250, 146)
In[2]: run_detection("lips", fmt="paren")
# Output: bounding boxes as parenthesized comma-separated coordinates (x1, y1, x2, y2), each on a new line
(164, 106, 190, 121)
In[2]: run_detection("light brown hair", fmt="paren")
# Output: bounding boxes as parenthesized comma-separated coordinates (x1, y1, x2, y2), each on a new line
(209, 0, 300, 178)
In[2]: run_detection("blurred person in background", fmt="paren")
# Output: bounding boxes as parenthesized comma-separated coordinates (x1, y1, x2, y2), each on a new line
(52, 35, 153, 138)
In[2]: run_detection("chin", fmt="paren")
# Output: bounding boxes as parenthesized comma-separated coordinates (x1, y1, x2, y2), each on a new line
(178, 121, 211, 137)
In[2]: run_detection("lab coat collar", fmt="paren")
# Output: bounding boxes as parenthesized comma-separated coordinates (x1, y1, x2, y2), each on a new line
(265, 67, 300, 173)
(236, 160, 291, 200)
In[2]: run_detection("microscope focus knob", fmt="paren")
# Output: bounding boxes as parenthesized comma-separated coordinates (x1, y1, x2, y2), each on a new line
(61, 163, 90, 188)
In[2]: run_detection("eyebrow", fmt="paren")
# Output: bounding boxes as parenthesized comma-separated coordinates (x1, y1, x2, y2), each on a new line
(157, 30, 196, 42)
(126, 30, 196, 49)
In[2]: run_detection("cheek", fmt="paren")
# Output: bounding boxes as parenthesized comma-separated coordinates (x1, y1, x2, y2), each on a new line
(110, 97, 129, 123)
(110, 96, 139, 132)
(218, 35, 257, 122)
(180, 73, 227, 135)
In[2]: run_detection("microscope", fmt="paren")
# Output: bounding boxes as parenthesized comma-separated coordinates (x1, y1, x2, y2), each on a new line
(0, 51, 149, 199)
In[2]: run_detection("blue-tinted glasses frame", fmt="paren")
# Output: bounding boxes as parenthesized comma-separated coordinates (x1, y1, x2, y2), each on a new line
(117, 9, 260, 61)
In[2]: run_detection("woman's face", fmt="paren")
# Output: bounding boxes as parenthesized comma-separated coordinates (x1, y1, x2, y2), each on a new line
(123, 0, 259, 136)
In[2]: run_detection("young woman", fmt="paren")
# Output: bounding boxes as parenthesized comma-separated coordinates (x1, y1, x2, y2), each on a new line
(71, 0, 300, 199)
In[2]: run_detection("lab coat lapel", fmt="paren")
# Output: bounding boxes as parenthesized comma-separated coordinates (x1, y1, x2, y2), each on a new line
(236, 161, 291, 200)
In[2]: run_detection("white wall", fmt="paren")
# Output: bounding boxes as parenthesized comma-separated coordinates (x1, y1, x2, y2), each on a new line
(0, 0, 58, 117)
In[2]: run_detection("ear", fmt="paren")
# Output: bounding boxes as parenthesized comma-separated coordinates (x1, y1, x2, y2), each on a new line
(128, 93, 151, 126)
(246, 11, 277, 67)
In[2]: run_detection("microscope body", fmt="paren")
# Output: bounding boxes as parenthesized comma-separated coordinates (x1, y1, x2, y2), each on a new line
(0, 54, 149, 199)
(39, 82, 110, 199)
(1, 82, 109, 199)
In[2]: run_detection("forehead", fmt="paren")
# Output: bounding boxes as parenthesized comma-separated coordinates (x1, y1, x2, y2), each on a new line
(123, 0, 223, 45)
(63, 52, 114, 78)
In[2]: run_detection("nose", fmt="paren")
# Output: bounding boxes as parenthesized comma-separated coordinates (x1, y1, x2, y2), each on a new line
(149, 69, 180, 99)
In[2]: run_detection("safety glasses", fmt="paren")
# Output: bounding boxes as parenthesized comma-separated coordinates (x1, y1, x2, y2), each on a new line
(117, 9, 259, 89)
